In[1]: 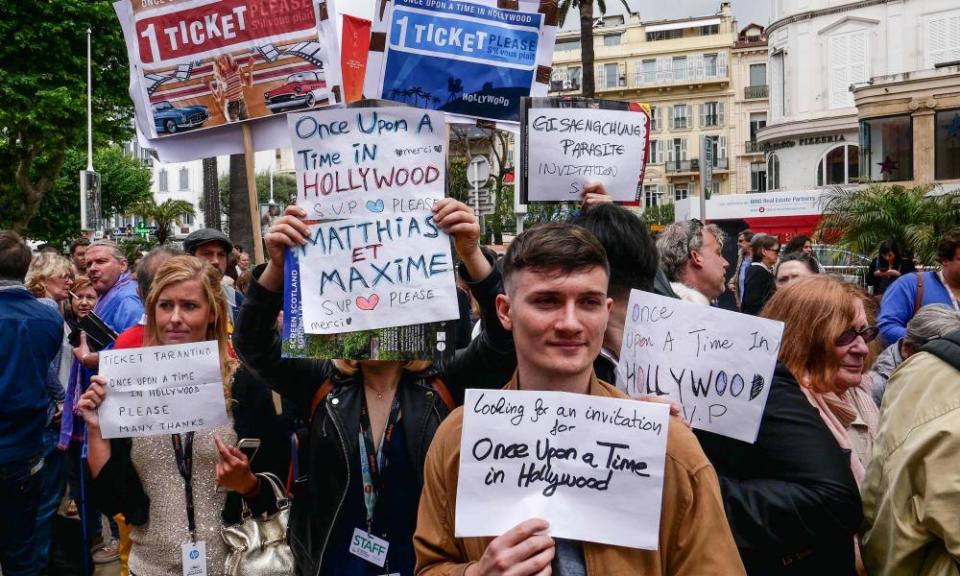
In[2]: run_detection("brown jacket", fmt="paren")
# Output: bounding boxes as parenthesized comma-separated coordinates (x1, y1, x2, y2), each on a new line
(414, 373, 746, 576)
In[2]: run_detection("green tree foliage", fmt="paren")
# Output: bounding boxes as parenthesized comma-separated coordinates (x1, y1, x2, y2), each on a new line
(557, 0, 631, 98)
(0, 1, 133, 233)
(26, 146, 153, 246)
(447, 157, 471, 204)
(129, 198, 196, 246)
(818, 184, 960, 265)
(219, 170, 298, 214)
(642, 203, 674, 226)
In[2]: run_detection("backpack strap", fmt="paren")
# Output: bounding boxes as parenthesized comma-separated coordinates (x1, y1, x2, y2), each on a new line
(914, 272, 925, 314)
(429, 376, 456, 412)
(309, 378, 335, 420)
(921, 330, 960, 372)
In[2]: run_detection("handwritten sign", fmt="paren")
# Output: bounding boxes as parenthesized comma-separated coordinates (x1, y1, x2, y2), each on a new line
(363, 0, 558, 124)
(525, 106, 649, 202)
(295, 211, 460, 334)
(289, 107, 445, 220)
(282, 248, 457, 361)
(617, 291, 783, 444)
(97, 341, 228, 439)
(456, 389, 669, 550)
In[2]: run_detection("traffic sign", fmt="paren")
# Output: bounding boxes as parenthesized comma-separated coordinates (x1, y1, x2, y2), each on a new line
(467, 156, 491, 187)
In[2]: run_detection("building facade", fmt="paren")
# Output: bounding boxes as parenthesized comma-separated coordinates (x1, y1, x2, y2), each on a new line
(853, 64, 960, 191)
(730, 24, 770, 194)
(549, 2, 739, 209)
(759, 0, 960, 191)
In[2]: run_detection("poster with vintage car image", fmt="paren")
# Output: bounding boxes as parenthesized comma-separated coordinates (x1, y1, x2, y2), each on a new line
(114, 0, 343, 139)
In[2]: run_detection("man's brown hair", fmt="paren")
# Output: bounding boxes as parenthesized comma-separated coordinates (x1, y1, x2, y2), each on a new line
(0, 230, 33, 281)
(937, 229, 960, 262)
(501, 223, 609, 292)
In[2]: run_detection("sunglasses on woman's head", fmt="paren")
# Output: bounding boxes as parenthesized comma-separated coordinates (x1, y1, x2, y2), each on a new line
(835, 326, 879, 347)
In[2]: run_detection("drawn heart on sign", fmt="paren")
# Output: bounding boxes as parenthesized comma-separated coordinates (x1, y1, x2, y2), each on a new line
(356, 294, 380, 311)
(433, 145, 442, 153)
(345, 318, 352, 325)
(394, 149, 403, 157)
(366, 199, 385, 213)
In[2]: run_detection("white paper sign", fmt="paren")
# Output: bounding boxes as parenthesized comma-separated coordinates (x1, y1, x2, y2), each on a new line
(617, 291, 784, 444)
(98, 341, 228, 439)
(296, 211, 460, 334)
(526, 107, 648, 201)
(289, 107, 446, 220)
(456, 389, 670, 550)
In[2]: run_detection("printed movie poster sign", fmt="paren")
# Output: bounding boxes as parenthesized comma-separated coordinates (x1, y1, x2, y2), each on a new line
(616, 291, 783, 444)
(456, 389, 670, 550)
(520, 97, 650, 203)
(114, 0, 343, 139)
(282, 247, 458, 361)
(288, 107, 446, 220)
(364, 0, 559, 124)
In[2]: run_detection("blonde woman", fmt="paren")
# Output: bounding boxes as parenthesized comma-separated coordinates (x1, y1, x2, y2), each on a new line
(78, 256, 274, 575)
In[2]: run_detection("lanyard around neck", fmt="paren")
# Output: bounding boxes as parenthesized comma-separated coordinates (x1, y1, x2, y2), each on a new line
(171, 432, 197, 542)
(357, 394, 401, 533)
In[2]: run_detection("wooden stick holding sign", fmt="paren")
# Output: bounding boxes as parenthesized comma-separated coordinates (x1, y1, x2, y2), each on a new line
(242, 124, 266, 265)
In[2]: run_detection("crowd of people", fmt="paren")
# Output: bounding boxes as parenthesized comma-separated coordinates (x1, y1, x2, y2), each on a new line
(1, 190, 959, 576)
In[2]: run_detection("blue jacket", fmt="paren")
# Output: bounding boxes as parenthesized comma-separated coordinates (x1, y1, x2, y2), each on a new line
(0, 285, 63, 464)
(878, 271, 954, 345)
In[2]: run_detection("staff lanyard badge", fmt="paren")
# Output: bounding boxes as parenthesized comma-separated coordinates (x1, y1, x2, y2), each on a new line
(349, 396, 401, 569)
(172, 432, 207, 576)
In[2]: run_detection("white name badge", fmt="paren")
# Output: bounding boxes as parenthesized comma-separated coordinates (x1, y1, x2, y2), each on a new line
(349, 528, 390, 567)
(181, 540, 207, 576)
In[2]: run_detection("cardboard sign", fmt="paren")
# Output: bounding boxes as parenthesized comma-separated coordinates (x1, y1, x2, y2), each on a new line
(456, 389, 670, 550)
(289, 107, 446, 220)
(616, 291, 783, 444)
(524, 104, 649, 202)
(97, 342, 228, 439)
(282, 249, 457, 361)
(294, 212, 460, 335)
(114, 0, 343, 140)
(364, 0, 559, 124)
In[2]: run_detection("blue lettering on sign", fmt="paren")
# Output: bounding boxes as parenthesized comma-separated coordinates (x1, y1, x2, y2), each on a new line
(390, 8, 539, 68)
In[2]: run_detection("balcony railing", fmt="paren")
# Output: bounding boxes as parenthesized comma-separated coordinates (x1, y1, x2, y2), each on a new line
(665, 159, 699, 173)
(596, 64, 729, 91)
(744, 85, 768, 99)
(548, 80, 582, 93)
(744, 140, 763, 153)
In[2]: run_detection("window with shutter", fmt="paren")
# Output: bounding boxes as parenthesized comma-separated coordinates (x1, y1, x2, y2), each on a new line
(680, 138, 688, 161)
(603, 63, 618, 88)
(158, 169, 168, 192)
(673, 56, 688, 81)
(771, 53, 784, 119)
(179, 167, 189, 191)
(718, 102, 725, 126)
(829, 30, 869, 109)
(926, 12, 960, 67)
(648, 140, 658, 164)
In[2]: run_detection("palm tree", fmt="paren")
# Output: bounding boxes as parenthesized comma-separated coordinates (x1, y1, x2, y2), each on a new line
(130, 198, 196, 246)
(558, 0, 632, 98)
(817, 184, 960, 265)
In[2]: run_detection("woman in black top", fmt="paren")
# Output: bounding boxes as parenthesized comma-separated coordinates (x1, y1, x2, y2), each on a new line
(866, 241, 913, 298)
(234, 199, 516, 576)
(742, 234, 780, 316)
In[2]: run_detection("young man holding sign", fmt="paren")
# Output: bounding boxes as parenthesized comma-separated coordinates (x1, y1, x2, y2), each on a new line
(414, 224, 744, 575)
